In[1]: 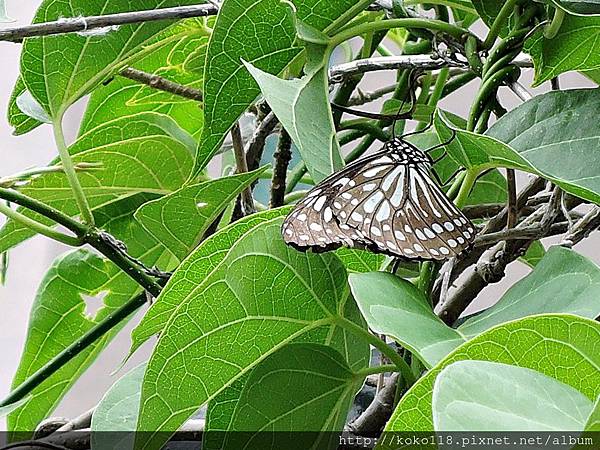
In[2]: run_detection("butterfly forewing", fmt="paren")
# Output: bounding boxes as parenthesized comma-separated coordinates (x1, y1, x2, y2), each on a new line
(282, 138, 475, 260)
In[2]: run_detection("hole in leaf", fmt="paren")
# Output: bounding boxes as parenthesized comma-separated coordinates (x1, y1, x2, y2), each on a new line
(81, 290, 109, 321)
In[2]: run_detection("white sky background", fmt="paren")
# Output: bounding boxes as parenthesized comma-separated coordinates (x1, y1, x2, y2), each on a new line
(0, 2, 597, 429)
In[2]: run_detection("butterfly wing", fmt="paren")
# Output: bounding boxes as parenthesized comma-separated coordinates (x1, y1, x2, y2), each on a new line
(331, 162, 475, 260)
(281, 151, 390, 251)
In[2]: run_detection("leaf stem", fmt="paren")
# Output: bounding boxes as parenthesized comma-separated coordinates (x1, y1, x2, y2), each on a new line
(0, 202, 82, 247)
(329, 18, 468, 50)
(336, 317, 416, 385)
(454, 169, 479, 209)
(482, 0, 520, 49)
(52, 121, 95, 226)
(355, 364, 398, 378)
(0, 291, 147, 407)
(544, 7, 565, 39)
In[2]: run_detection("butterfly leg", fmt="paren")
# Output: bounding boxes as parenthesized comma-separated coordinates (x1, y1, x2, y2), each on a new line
(425, 128, 457, 154)
(391, 257, 403, 274)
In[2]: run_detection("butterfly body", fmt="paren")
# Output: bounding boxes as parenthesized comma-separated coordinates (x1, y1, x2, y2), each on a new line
(282, 137, 476, 261)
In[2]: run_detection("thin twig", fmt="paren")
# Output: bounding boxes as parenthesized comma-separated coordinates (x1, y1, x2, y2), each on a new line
(231, 123, 255, 216)
(346, 374, 398, 437)
(508, 80, 533, 101)
(120, 68, 203, 101)
(0, 4, 218, 43)
(506, 169, 517, 228)
(245, 112, 278, 172)
(270, 129, 292, 208)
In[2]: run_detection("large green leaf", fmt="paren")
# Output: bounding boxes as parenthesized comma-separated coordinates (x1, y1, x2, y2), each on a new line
(91, 363, 147, 450)
(203, 299, 369, 450)
(471, 0, 512, 35)
(133, 210, 368, 450)
(135, 167, 268, 260)
(204, 344, 363, 450)
(350, 246, 600, 367)
(245, 59, 343, 182)
(8, 195, 169, 433)
(436, 89, 600, 204)
(0, 113, 194, 254)
(380, 315, 600, 437)
(524, 15, 600, 85)
(80, 20, 209, 138)
(20, 0, 202, 120)
(432, 361, 593, 431)
(193, 0, 365, 176)
(7, 77, 46, 136)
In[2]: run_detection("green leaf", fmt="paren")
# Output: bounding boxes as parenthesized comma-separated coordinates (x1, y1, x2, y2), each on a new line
(135, 167, 268, 260)
(204, 344, 362, 450)
(7, 78, 44, 135)
(20, 0, 202, 120)
(349, 272, 464, 368)
(584, 396, 600, 431)
(91, 363, 147, 450)
(551, 0, 600, 15)
(471, 0, 513, 35)
(0, 113, 194, 254)
(193, 0, 364, 176)
(80, 21, 209, 138)
(436, 90, 600, 204)
(432, 360, 593, 431)
(244, 60, 343, 182)
(409, 0, 476, 14)
(335, 248, 386, 273)
(381, 315, 600, 437)
(351, 246, 600, 367)
(134, 210, 369, 450)
(524, 15, 600, 85)
(8, 195, 170, 433)
(520, 240, 546, 268)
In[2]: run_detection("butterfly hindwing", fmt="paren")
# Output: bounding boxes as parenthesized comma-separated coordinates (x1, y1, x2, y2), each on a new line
(282, 138, 476, 260)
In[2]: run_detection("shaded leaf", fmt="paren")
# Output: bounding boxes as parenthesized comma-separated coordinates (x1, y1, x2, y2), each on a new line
(524, 16, 600, 85)
(551, 0, 600, 15)
(134, 210, 368, 450)
(335, 248, 386, 273)
(432, 360, 593, 431)
(381, 315, 600, 437)
(135, 167, 268, 260)
(205, 344, 362, 450)
(91, 363, 147, 450)
(471, 0, 513, 35)
(351, 246, 600, 367)
(584, 396, 600, 431)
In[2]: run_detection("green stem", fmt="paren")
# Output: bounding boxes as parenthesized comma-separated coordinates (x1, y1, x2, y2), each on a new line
(0, 291, 147, 407)
(454, 169, 479, 209)
(482, 0, 520, 49)
(329, 18, 468, 49)
(355, 364, 398, 378)
(0, 202, 82, 247)
(336, 317, 416, 385)
(0, 187, 86, 235)
(446, 171, 466, 201)
(441, 72, 477, 98)
(325, 0, 373, 34)
(52, 120, 95, 226)
(428, 67, 450, 107)
(377, 43, 393, 56)
(544, 7, 565, 39)
(339, 120, 390, 142)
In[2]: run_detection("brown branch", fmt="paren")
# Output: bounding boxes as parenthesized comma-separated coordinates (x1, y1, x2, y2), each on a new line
(562, 206, 600, 247)
(270, 129, 292, 208)
(0, 4, 218, 43)
(506, 169, 517, 228)
(231, 123, 255, 216)
(119, 68, 203, 102)
(245, 112, 278, 172)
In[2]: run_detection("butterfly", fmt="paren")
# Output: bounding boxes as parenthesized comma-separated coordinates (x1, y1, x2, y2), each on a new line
(281, 137, 476, 261)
